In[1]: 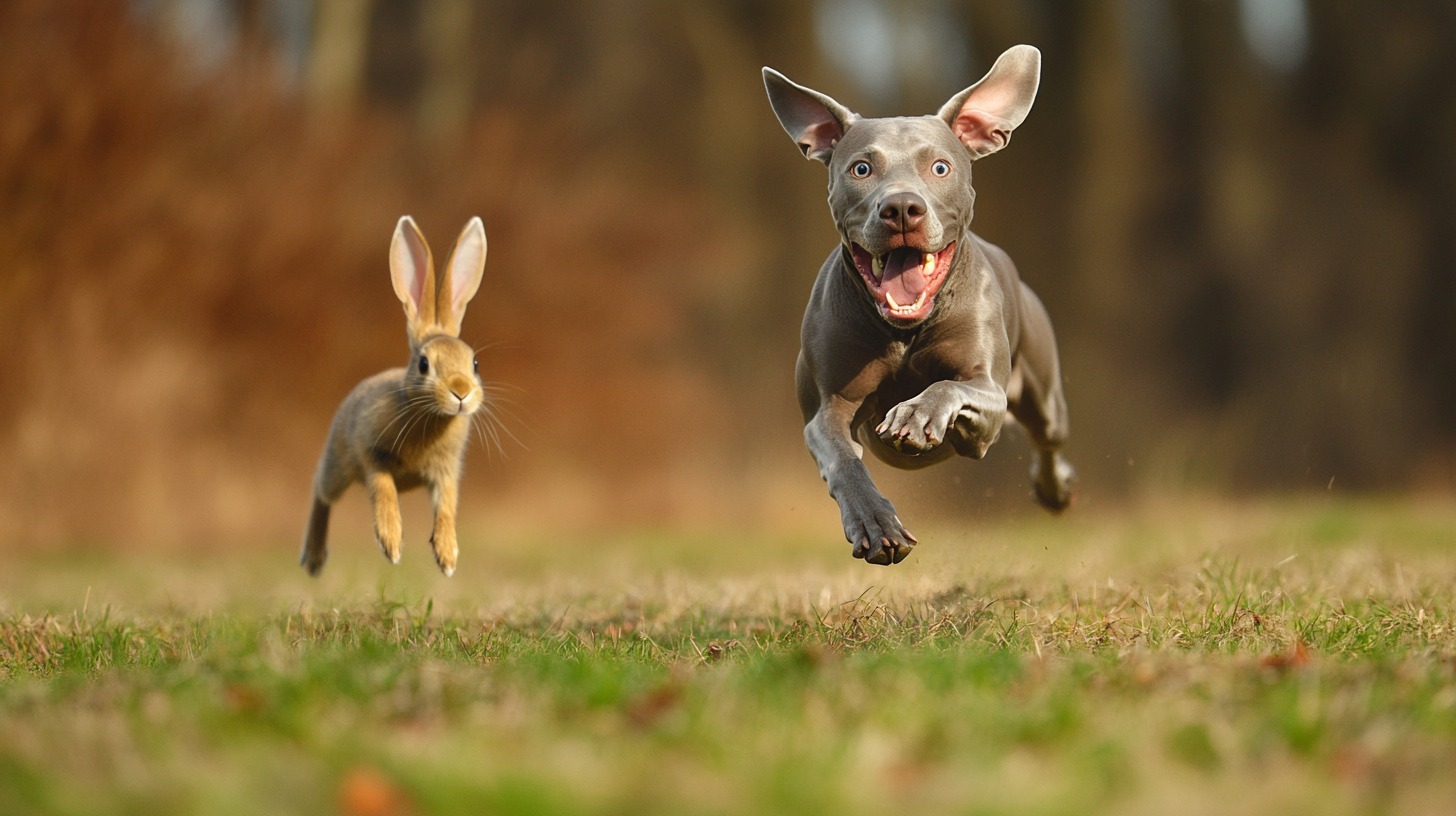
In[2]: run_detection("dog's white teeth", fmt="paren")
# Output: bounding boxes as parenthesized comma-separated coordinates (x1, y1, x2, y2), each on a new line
(885, 292, 902, 309)
(871, 255, 884, 281)
(922, 253, 936, 276)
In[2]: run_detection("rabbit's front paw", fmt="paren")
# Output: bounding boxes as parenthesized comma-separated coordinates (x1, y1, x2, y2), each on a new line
(375, 527, 402, 564)
(430, 528, 458, 577)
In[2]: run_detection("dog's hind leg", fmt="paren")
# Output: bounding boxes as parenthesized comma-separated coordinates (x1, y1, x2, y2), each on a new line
(1009, 282, 1075, 511)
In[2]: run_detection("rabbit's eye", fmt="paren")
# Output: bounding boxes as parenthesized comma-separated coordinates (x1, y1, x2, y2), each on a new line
(473, 359, 479, 373)
(418, 356, 429, 375)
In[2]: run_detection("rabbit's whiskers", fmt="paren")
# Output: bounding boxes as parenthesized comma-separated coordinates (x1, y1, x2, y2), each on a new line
(463, 379, 525, 457)
(373, 393, 436, 454)
(390, 399, 438, 455)
(471, 408, 503, 457)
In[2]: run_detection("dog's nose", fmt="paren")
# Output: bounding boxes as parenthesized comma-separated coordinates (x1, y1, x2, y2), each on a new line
(879, 192, 927, 233)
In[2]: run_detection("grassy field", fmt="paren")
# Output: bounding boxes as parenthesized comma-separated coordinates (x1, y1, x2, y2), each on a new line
(2, 495, 1454, 815)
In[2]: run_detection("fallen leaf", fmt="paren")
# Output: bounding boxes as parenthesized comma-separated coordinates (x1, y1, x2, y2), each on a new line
(625, 683, 682, 729)
(339, 766, 411, 816)
(1259, 640, 1311, 672)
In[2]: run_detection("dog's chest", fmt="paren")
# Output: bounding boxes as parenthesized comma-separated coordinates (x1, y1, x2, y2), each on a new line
(870, 339, 948, 405)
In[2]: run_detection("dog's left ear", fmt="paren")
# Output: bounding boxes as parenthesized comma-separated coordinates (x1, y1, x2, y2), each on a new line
(763, 67, 860, 165)
(938, 45, 1041, 159)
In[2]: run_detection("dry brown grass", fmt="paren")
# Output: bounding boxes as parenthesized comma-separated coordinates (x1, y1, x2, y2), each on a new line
(2, 496, 1454, 816)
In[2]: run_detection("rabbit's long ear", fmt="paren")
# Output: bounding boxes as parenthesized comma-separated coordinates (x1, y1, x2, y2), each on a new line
(390, 216, 436, 337)
(435, 217, 486, 336)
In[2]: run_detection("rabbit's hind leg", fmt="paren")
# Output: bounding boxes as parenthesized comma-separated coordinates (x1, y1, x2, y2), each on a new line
(299, 497, 332, 576)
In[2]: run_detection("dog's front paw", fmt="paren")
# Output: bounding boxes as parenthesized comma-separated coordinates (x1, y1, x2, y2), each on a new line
(876, 397, 958, 454)
(842, 495, 918, 565)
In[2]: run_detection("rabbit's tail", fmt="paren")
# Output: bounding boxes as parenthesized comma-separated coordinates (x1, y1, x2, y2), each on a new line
(300, 497, 331, 576)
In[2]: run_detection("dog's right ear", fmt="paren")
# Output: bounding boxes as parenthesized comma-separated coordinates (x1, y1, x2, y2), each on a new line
(937, 45, 1041, 159)
(763, 68, 859, 165)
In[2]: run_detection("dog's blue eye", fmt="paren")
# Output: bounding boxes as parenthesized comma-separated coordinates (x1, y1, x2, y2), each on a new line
(418, 356, 429, 375)
(931, 160, 951, 177)
(850, 161, 872, 179)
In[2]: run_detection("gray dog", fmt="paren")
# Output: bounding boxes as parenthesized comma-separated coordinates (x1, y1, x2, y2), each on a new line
(763, 44, 1074, 566)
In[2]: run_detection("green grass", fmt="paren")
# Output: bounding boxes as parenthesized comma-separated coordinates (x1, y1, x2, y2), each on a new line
(2, 496, 1455, 815)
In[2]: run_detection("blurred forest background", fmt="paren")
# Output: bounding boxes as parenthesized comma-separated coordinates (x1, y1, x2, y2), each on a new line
(2, 0, 1453, 549)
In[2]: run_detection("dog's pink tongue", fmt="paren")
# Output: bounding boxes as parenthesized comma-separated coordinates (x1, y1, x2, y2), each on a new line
(882, 249, 927, 303)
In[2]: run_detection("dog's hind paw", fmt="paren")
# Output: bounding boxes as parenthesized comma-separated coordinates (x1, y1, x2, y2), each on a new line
(1031, 453, 1075, 512)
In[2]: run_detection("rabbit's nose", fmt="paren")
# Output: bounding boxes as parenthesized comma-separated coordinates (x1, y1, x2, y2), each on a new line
(446, 377, 474, 404)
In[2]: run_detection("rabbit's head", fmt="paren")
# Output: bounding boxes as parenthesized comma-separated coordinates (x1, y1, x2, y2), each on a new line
(390, 216, 487, 417)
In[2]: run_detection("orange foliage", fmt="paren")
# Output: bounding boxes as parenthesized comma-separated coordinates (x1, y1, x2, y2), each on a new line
(0, 0, 787, 548)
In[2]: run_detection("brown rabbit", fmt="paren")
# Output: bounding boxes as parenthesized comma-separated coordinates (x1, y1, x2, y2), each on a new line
(301, 215, 488, 577)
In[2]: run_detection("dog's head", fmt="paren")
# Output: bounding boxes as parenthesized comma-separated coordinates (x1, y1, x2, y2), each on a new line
(764, 45, 1041, 328)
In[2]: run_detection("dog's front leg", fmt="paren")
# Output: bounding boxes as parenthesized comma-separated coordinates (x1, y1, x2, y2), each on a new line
(805, 396, 918, 565)
(877, 378, 1008, 459)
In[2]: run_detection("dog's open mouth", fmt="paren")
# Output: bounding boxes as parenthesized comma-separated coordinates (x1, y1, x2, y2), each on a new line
(849, 242, 957, 323)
